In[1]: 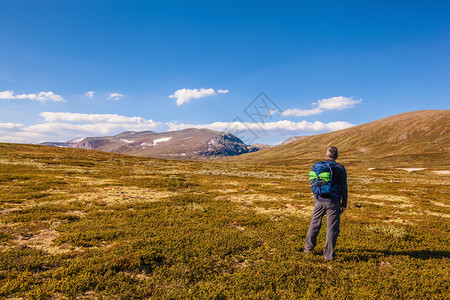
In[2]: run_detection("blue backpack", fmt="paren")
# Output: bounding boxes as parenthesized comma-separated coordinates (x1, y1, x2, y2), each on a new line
(309, 161, 340, 199)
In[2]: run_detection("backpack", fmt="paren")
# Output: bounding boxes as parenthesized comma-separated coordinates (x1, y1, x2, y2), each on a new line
(309, 161, 340, 199)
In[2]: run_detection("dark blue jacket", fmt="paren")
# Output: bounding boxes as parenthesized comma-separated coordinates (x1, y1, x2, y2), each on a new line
(315, 159, 348, 208)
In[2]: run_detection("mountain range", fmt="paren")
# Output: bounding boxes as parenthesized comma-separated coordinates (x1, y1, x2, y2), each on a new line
(40, 110, 449, 166)
(41, 128, 270, 159)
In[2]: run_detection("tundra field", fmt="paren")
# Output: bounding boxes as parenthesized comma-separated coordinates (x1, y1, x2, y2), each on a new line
(0, 143, 449, 299)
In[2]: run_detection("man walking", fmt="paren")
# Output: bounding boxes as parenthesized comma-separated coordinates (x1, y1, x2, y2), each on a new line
(304, 146, 347, 260)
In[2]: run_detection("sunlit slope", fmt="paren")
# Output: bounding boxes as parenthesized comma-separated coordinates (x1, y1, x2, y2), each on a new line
(234, 110, 449, 167)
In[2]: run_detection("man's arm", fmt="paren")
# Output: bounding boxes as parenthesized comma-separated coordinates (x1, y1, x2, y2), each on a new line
(339, 165, 348, 209)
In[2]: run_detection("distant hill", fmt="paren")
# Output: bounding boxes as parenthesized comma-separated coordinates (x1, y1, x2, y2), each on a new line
(280, 136, 306, 145)
(247, 143, 273, 152)
(41, 128, 266, 159)
(232, 110, 450, 168)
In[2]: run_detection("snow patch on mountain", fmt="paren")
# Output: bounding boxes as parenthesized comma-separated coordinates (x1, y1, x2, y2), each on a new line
(120, 139, 134, 143)
(153, 137, 172, 146)
(69, 137, 85, 143)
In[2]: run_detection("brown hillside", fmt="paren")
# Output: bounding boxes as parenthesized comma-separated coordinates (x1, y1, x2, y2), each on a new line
(232, 110, 450, 168)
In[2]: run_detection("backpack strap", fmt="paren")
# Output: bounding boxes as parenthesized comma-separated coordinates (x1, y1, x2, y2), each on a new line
(326, 162, 340, 198)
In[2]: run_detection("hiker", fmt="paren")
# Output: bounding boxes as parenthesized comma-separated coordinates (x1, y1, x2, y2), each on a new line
(304, 146, 348, 260)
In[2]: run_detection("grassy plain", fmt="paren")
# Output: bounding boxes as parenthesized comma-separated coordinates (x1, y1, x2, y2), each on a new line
(0, 143, 449, 299)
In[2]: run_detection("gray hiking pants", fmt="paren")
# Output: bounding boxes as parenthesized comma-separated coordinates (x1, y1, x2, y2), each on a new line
(304, 200, 341, 260)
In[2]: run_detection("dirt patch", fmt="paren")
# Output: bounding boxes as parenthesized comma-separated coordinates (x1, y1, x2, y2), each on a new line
(76, 186, 178, 205)
(253, 203, 314, 218)
(432, 170, 450, 175)
(0, 206, 23, 215)
(397, 168, 426, 172)
(14, 227, 79, 255)
(430, 201, 450, 208)
(355, 194, 409, 202)
(383, 218, 414, 225)
(212, 188, 240, 194)
(0, 158, 89, 173)
(0, 186, 178, 216)
(424, 211, 450, 218)
(352, 199, 412, 209)
(73, 176, 118, 185)
(227, 221, 245, 231)
(395, 209, 450, 219)
(122, 271, 152, 281)
(0, 158, 48, 168)
(394, 203, 413, 208)
(220, 181, 243, 186)
(215, 193, 313, 218)
(357, 194, 410, 203)
(65, 210, 86, 216)
(216, 193, 294, 204)
(353, 194, 413, 209)
(259, 182, 281, 186)
(366, 224, 409, 238)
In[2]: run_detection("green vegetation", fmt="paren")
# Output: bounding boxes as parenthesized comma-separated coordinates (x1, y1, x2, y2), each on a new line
(0, 143, 449, 299)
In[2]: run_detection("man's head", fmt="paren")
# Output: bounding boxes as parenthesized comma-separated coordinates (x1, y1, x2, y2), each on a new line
(326, 146, 338, 160)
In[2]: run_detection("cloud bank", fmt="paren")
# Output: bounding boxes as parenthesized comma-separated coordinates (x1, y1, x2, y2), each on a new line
(0, 112, 161, 143)
(39, 112, 153, 124)
(281, 96, 362, 117)
(169, 88, 229, 106)
(168, 120, 354, 136)
(0, 112, 355, 144)
(0, 90, 65, 103)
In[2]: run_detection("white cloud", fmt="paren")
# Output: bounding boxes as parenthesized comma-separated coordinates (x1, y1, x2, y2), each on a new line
(39, 112, 155, 125)
(84, 91, 95, 98)
(107, 93, 124, 100)
(316, 96, 362, 110)
(0, 90, 65, 103)
(24, 122, 155, 136)
(167, 119, 354, 136)
(281, 96, 361, 117)
(0, 112, 162, 144)
(0, 123, 24, 129)
(281, 108, 323, 117)
(268, 109, 279, 116)
(169, 88, 228, 106)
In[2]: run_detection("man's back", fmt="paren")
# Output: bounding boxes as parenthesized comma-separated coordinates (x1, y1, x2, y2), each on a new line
(304, 147, 348, 260)
(315, 159, 348, 208)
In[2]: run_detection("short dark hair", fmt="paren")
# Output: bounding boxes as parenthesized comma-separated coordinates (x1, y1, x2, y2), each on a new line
(326, 146, 338, 159)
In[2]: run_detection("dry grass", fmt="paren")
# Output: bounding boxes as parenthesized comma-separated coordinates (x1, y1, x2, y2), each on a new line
(0, 142, 449, 299)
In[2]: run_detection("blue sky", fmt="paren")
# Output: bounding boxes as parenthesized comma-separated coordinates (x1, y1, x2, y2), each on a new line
(0, 0, 449, 144)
